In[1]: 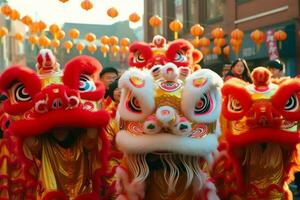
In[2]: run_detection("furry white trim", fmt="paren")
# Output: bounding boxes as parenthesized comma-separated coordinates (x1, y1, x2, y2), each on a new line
(118, 68, 155, 121)
(116, 166, 145, 200)
(161, 63, 179, 81)
(182, 69, 223, 123)
(116, 130, 219, 157)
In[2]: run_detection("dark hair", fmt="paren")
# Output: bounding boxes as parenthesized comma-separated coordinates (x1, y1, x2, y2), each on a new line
(99, 67, 119, 78)
(107, 78, 119, 101)
(267, 60, 283, 71)
(225, 58, 252, 83)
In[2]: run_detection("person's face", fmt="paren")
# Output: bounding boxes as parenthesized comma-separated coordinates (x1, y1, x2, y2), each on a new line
(268, 67, 281, 78)
(232, 61, 245, 75)
(100, 72, 118, 88)
(113, 88, 121, 103)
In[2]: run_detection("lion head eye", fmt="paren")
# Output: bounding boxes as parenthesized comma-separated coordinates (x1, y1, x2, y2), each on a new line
(134, 52, 145, 63)
(79, 74, 96, 92)
(12, 83, 31, 102)
(284, 95, 299, 112)
(194, 93, 211, 115)
(228, 96, 242, 113)
(174, 50, 187, 62)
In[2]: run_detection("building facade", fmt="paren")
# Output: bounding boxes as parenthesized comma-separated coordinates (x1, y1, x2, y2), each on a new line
(0, 0, 27, 71)
(144, 0, 300, 76)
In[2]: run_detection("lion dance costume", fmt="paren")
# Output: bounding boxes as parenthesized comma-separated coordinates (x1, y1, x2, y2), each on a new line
(0, 49, 110, 200)
(115, 62, 223, 200)
(212, 67, 300, 199)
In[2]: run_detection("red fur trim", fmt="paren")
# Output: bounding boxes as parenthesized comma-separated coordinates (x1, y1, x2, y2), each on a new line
(63, 55, 104, 100)
(10, 109, 110, 137)
(42, 191, 68, 200)
(165, 39, 192, 67)
(192, 49, 203, 64)
(221, 80, 252, 120)
(225, 128, 300, 147)
(128, 42, 153, 68)
(0, 66, 41, 115)
(272, 79, 300, 120)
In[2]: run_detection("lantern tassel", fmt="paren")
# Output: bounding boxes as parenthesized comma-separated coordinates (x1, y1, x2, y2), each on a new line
(31, 44, 35, 51)
(279, 41, 282, 49)
(174, 32, 178, 40)
(256, 44, 261, 52)
(103, 52, 107, 58)
(154, 27, 158, 35)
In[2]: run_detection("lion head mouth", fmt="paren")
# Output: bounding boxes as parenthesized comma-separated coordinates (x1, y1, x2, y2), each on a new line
(126, 153, 207, 194)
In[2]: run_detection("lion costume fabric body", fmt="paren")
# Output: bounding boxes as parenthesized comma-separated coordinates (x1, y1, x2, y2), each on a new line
(0, 49, 110, 200)
(213, 67, 300, 199)
(115, 63, 223, 200)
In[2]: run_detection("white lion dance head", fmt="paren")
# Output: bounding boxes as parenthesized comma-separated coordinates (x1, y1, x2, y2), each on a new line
(115, 63, 223, 200)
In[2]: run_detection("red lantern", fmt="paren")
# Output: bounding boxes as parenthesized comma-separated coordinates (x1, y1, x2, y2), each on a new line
(49, 24, 60, 39)
(223, 45, 230, 57)
(149, 15, 162, 35)
(107, 7, 118, 18)
(129, 13, 140, 23)
(64, 40, 73, 54)
(274, 30, 287, 49)
(169, 20, 183, 40)
(88, 44, 97, 54)
(76, 42, 85, 54)
(120, 38, 130, 46)
(21, 15, 33, 26)
(231, 28, 244, 40)
(28, 35, 38, 50)
(100, 35, 110, 45)
(57, 30, 65, 40)
(51, 39, 60, 53)
(109, 36, 119, 46)
(1, 5, 12, 17)
(101, 45, 109, 58)
(213, 38, 226, 47)
(111, 45, 120, 56)
(211, 28, 224, 39)
(85, 33, 96, 43)
(198, 37, 210, 47)
(10, 9, 20, 21)
(69, 28, 80, 42)
(81, 0, 93, 11)
(190, 24, 204, 41)
(212, 46, 222, 55)
(250, 29, 265, 51)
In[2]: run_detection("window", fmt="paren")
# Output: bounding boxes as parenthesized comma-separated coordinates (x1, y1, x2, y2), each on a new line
(187, 0, 199, 26)
(206, 0, 224, 22)
(174, 0, 184, 22)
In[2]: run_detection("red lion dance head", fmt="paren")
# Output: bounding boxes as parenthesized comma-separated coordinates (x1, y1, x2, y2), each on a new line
(0, 49, 110, 200)
(128, 35, 203, 71)
(213, 67, 300, 199)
